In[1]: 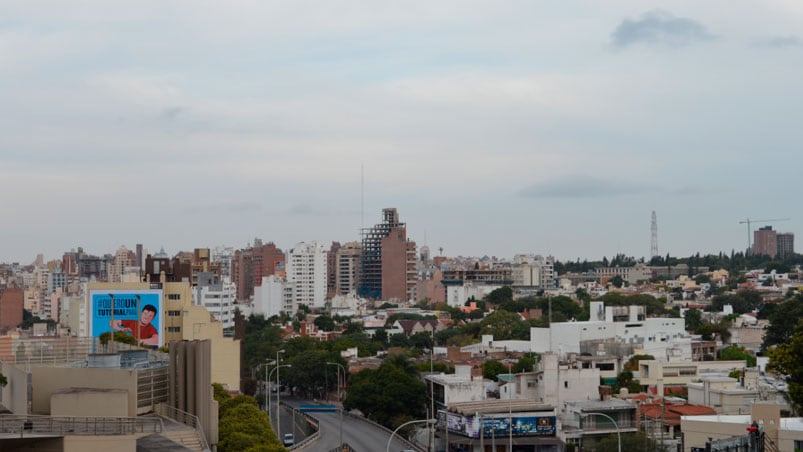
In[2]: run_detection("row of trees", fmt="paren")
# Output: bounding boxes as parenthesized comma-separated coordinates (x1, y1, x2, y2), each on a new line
(556, 251, 803, 275)
(214, 383, 285, 452)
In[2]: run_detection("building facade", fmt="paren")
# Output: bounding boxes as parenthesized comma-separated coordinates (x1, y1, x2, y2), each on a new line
(286, 241, 328, 309)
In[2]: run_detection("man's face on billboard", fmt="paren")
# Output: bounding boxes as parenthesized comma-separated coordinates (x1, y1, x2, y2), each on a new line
(140, 309, 155, 326)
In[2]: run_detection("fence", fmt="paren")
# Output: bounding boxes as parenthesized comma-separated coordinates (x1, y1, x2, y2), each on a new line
(0, 414, 163, 437)
(154, 403, 210, 452)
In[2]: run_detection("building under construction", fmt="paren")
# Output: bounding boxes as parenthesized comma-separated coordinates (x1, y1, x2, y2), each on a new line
(359, 208, 417, 301)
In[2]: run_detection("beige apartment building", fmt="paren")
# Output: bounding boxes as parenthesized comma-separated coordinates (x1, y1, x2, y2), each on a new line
(84, 280, 240, 391)
(681, 402, 803, 452)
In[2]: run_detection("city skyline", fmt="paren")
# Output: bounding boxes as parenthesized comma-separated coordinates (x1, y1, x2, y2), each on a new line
(2, 1, 802, 263)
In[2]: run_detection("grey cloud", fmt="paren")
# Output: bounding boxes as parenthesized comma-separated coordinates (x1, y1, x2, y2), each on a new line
(287, 203, 360, 216)
(671, 186, 709, 196)
(182, 202, 261, 214)
(756, 35, 803, 48)
(611, 10, 714, 48)
(517, 177, 657, 199)
(161, 106, 186, 120)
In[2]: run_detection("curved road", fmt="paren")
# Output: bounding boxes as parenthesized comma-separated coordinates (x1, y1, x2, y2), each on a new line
(281, 399, 422, 452)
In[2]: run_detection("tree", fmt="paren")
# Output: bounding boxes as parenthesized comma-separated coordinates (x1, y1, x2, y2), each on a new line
(763, 294, 803, 351)
(684, 309, 703, 332)
(593, 432, 669, 452)
(767, 320, 803, 415)
(482, 359, 509, 381)
(718, 345, 756, 367)
(485, 286, 514, 305)
(480, 310, 529, 340)
(343, 357, 427, 428)
(623, 355, 655, 372)
(217, 394, 283, 452)
(610, 275, 624, 288)
(313, 314, 335, 332)
(285, 350, 343, 399)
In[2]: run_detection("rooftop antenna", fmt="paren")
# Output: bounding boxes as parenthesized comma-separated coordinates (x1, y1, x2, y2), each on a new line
(651, 211, 659, 258)
(360, 163, 364, 232)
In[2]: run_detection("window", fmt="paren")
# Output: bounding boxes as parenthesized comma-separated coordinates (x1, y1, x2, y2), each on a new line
(168, 294, 181, 300)
(564, 381, 569, 388)
(167, 326, 181, 333)
(167, 310, 181, 317)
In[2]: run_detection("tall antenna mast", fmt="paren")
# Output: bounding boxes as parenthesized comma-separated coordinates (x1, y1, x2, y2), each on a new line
(360, 163, 364, 232)
(651, 211, 659, 258)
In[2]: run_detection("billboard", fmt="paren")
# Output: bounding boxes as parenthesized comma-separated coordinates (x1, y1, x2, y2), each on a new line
(90, 290, 163, 348)
(440, 411, 557, 438)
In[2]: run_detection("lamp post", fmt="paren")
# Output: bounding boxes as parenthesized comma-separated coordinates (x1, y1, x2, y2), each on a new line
(268, 364, 291, 429)
(581, 412, 621, 452)
(276, 349, 285, 439)
(507, 362, 513, 452)
(326, 362, 346, 400)
(108, 294, 115, 353)
(252, 360, 276, 411)
(386, 418, 436, 452)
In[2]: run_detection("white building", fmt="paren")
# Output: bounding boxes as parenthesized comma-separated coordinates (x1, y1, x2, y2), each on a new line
(518, 353, 601, 408)
(286, 241, 327, 309)
(193, 273, 237, 330)
(530, 301, 689, 358)
(211, 246, 235, 278)
(446, 283, 500, 308)
(253, 275, 287, 318)
(512, 254, 555, 288)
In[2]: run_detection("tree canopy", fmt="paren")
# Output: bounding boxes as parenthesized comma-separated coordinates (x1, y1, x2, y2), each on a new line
(767, 320, 803, 415)
(343, 354, 427, 428)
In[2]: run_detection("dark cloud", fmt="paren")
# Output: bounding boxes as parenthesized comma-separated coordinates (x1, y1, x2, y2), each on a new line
(611, 10, 714, 48)
(517, 177, 657, 199)
(756, 35, 803, 48)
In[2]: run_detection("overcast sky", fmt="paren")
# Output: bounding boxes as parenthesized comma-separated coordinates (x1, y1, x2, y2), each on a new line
(2, 1, 802, 264)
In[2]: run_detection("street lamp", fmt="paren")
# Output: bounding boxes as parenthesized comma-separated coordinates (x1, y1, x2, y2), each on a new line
(276, 349, 286, 439)
(581, 412, 621, 452)
(386, 418, 436, 452)
(252, 360, 276, 411)
(326, 362, 346, 400)
(268, 364, 291, 428)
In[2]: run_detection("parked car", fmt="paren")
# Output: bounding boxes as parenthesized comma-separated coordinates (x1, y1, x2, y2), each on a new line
(283, 433, 295, 446)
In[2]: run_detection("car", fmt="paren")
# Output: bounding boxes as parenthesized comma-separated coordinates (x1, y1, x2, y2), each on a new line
(283, 433, 295, 446)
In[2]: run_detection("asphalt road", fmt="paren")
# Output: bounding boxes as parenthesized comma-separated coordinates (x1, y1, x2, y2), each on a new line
(280, 399, 420, 452)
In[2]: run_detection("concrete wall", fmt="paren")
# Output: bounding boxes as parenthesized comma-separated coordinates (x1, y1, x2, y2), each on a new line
(681, 416, 749, 452)
(63, 435, 137, 452)
(31, 366, 138, 416)
(0, 360, 29, 414)
(181, 305, 240, 392)
(51, 388, 128, 417)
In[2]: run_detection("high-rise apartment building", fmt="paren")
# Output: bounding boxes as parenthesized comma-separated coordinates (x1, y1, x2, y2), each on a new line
(231, 240, 285, 301)
(359, 208, 417, 301)
(327, 242, 341, 299)
(286, 241, 328, 309)
(777, 233, 795, 259)
(753, 226, 778, 258)
(193, 271, 236, 330)
(0, 286, 24, 334)
(212, 246, 235, 278)
(335, 242, 362, 296)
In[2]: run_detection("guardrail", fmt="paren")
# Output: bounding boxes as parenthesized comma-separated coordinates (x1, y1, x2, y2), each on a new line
(154, 403, 211, 452)
(0, 414, 163, 436)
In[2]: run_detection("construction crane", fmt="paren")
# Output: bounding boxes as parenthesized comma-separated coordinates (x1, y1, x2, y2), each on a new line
(738, 217, 790, 253)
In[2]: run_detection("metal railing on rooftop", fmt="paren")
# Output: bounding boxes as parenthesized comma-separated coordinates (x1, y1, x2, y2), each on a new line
(0, 414, 163, 437)
(155, 403, 210, 452)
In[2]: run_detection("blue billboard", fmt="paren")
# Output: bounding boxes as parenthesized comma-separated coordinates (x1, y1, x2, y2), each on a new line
(90, 290, 163, 348)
